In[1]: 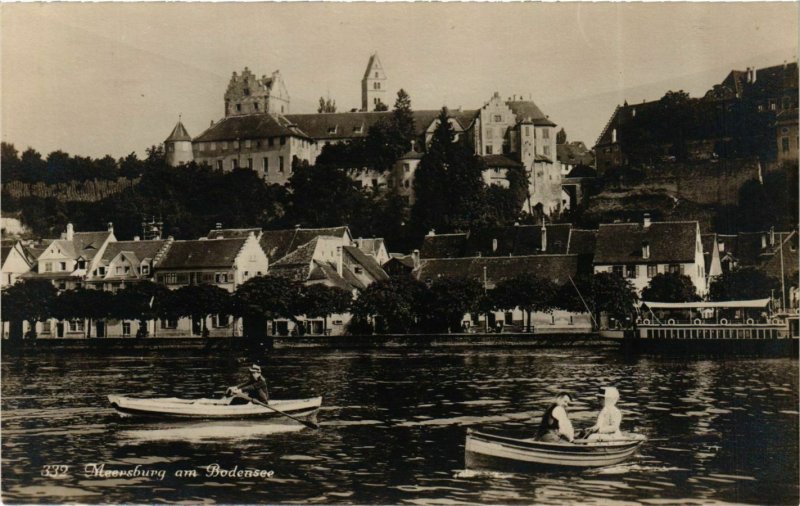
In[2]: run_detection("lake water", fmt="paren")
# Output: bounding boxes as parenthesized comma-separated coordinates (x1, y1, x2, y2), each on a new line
(1, 346, 798, 504)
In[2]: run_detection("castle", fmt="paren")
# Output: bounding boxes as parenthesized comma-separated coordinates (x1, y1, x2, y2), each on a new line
(164, 53, 567, 215)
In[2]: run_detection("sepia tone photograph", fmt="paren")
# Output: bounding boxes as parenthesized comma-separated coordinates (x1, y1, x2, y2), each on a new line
(1, 2, 798, 504)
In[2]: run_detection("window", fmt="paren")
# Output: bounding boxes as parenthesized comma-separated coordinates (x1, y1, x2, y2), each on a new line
(231, 159, 238, 170)
(769, 99, 777, 111)
(263, 158, 269, 173)
(221, 141, 228, 150)
(280, 137, 286, 146)
(505, 312, 514, 325)
(668, 264, 681, 274)
(214, 314, 230, 328)
(375, 72, 379, 78)
(243, 88, 250, 96)
(543, 129, 550, 139)
(122, 321, 131, 336)
(354, 266, 363, 274)
(254, 102, 259, 111)
(353, 125, 363, 134)
(374, 82, 381, 90)
(245, 140, 251, 148)
(782, 138, 790, 153)
(58, 282, 66, 290)
(403, 163, 410, 172)
(210, 142, 216, 150)
(247, 158, 253, 170)
(98, 267, 106, 276)
(233, 140, 239, 150)
(167, 144, 175, 152)
(327, 126, 337, 135)
(494, 115, 502, 122)
(268, 138, 275, 147)
(45, 262, 52, 272)
(116, 266, 123, 275)
(371, 178, 378, 188)
(216, 160, 223, 171)
(142, 264, 149, 275)
(124, 266, 130, 274)
(543, 145, 550, 155)
(647, 265, 657, 278)
(70, 319, 85, 332)
(525, 126, 530, 136)
(625, 265, 636, 278)
(279, 156, 285, 172)
(161, 318, 178, 329)
(59, 262, 67, 271)
(612, 265, 623, 277)
(215, 272, 230, 283)
(486, 145, 493, 155)
(404, 180, 410, 188)
(236, 104, 242, 112)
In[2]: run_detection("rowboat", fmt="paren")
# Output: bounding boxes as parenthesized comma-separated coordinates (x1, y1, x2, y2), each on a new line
(465, 429, 646, 471)
(108, 395, 322, 419)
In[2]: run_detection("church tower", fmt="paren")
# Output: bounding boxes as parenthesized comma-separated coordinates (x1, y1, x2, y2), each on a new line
(164, 118, 193, 167)
(361, 53, 388, 112)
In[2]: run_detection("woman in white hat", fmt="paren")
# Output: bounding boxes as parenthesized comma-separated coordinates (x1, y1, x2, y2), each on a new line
(585, 386, 623, 440)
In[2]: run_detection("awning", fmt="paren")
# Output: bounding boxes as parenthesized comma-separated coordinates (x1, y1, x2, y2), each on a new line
(640, 299, 771, 309)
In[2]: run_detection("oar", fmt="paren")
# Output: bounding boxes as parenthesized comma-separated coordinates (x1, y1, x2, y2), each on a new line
(233, 392, 319, 429)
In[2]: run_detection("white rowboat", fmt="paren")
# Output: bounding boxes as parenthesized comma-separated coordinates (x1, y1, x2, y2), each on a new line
(108, 395, 322, 419)
(465, 429, 646, 471)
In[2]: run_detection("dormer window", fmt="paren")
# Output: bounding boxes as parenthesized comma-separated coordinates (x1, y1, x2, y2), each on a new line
(77, 260, 86, 269)
(328, 126, 338, 135)
(353, 125, 363, 133)
(98, 267, 106, 275)
(141, 264, 149, 275)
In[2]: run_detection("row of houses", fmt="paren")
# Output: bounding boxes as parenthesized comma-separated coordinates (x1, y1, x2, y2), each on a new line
(1, 223, 389, 338)
(3, 216, 796, 338)
(404, 216, 798, 331)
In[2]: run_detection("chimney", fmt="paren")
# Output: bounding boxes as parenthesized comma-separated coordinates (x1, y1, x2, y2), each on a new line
(133, 236, 140, 241)
(412, 249, 420, 269)
(540, 223, 547, 253)
(642, 240, 650, 260)
(643, 213, 651, 228)
(761, 234, 767, 249)
(107, 222, 114, 232)
(65, 223, 74, 241)
(216, 222, 222, 230)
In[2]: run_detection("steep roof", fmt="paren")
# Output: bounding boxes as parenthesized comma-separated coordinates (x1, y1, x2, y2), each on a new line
(594, 221, 698, 265)
(194, 113, 310, 142)
(157, 238, 246, 269)
(567, 229, 597, 257)
(1, 243, 12, 265)
(272, 238, 319, 267)
(557, 142, 595, 167)
(482, 154, 523, 168)
(505, 100, 556, 127)
(415, 254, 580, 287)
(363, 52, 382, 80)
(100, 240, 170, 265)
(419, 233, 468, 259)
(165, 120, 192, 142)
(72, 231, 113, 260)
(565, 165, 598, 179)
(343, 245, 389, 282)
(207, 228, 261, 240)
(260, 227, 350, 263)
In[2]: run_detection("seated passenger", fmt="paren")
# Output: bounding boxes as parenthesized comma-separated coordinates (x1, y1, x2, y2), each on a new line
(536, 392, 575, 442)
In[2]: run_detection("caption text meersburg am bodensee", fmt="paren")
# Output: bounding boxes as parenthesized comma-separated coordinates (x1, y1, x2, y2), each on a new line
(77, 463, 275, 480)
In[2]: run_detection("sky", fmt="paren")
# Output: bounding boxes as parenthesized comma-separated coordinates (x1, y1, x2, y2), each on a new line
(1, 3, 797, 159)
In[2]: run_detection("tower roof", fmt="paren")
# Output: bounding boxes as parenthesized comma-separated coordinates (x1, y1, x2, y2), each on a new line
(363, 52, 384, 80)
(165, 120, 192, 142)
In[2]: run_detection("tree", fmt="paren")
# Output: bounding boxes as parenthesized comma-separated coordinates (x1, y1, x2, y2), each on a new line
(284, 163, 368, 228)
(351, 276, 430, 334)
(411, 107, 489, 237)
(317, 97, 337, 113)
(1, 280, 58, 339)
(234, 276, 304, 335)
(169, 284, 231, 337)
(297, 284, 352, 335)
(111, 281, 171, 337)
(641, 272, 700, 302)
(393, 89, 416, 150)
(556, 128, 567, 145)
(52, 288, 113, 338)
(491, 274, 556, 332)
(708, 268, 780, 301)
(427, 277, 484, 333)
(374, 99, 389, 112)
(590, 272, 639, 328)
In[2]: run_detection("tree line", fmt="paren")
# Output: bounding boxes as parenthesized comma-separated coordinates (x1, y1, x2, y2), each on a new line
(1, 267, 785, 339)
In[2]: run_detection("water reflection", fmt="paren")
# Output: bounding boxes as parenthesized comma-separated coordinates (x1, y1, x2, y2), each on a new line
(1, 348, 797, 504)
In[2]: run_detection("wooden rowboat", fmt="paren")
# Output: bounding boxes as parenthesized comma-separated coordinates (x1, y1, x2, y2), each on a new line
(465, 429, 646, 471)
(108, 395, 322, 420)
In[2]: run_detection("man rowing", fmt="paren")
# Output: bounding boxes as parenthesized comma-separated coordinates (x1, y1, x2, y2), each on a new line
(227, 364, 269, 404)
(536, 392, 575, 442)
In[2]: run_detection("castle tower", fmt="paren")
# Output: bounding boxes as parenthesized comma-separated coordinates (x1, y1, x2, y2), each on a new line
(164, 118, 193, 167)
(361, 53, 388, 112)
(224, 67, 290, 117)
